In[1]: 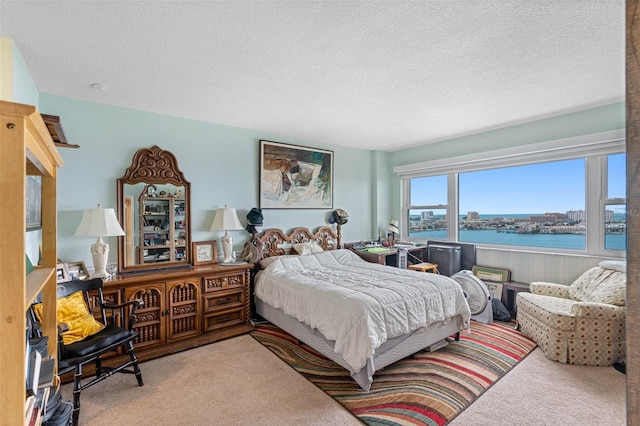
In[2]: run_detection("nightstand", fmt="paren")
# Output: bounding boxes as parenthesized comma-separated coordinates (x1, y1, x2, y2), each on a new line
(502, 281, 530, 316)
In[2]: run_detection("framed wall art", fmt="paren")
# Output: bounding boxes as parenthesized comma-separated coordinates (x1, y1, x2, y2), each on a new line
(26, 175, 42, 230)
(472, 265, 511, 283)
(259, 140, 333, 209)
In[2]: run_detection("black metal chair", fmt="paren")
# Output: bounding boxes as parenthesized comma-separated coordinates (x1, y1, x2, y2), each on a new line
(30, 278, 144, 426)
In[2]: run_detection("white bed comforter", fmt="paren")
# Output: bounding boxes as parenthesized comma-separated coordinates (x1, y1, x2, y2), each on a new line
(254, 249, 471, 373)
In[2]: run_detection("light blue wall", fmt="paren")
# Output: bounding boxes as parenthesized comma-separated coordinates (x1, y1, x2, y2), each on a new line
(371, 150, 394, 241)
(7, 40, 42, 264)
(39, 95, 375, 268)
(387, 102, 626, 219)
(11, 39, 39, 106)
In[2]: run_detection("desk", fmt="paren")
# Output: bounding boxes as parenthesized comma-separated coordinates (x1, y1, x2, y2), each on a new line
(347, 245, 426, 266)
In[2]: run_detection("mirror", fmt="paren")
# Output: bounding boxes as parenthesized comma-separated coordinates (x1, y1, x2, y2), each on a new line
(117, 146, 191, 274)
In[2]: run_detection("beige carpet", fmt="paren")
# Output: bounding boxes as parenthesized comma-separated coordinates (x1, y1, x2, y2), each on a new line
(62, 334, 626, 425)
(450, 348, 626, 426)
(63, 335, 359, 425)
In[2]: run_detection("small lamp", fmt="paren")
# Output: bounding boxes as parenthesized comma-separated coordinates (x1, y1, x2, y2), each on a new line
(384, 219, 400, 245)
(74, 204, 125, 278)
(210, 206, 244, 263)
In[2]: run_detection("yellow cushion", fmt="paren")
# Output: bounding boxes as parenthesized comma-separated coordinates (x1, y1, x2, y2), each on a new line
(34, 291, 105, 345)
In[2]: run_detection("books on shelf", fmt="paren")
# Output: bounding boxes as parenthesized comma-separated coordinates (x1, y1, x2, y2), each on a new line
(26, 349, 42, 395)
(38, 356, 56, 389)
(25, 346, 58, 424)
(25, 394, 35, 419)
(26, 405, 40, 426)
(26, 385, 49, 426)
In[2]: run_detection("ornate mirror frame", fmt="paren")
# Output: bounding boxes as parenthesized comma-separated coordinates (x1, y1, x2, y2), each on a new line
(117, 145, 192, 274)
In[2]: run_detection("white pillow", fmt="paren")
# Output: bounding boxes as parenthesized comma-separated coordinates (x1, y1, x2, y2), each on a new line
(599, 260, 626, 273)
(258, 256, 280, 269)
(258, 254, 297, 269)
(292, 242, 324, 255)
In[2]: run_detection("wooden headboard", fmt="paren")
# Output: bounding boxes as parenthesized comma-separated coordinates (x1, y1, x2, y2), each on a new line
(257, 226, 339, 259)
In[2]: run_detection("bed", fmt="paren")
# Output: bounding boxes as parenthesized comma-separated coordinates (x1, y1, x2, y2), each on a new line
(252, 226, 471, 391)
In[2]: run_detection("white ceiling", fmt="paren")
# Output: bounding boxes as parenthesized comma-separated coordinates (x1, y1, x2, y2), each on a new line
(0, 1, 625, 152)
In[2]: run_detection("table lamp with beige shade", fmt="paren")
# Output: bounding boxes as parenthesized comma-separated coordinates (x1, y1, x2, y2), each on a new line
(74, 204, 125, 278)
(210, 206, 244, 263)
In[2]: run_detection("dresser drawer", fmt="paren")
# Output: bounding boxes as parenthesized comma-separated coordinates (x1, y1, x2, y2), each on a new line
(203, 308, 245, 332)
(202, 270, 247, 293)
(203, 287, 244, 313)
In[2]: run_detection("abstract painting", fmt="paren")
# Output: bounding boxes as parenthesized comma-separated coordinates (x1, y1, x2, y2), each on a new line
(260, 140, 333, 209)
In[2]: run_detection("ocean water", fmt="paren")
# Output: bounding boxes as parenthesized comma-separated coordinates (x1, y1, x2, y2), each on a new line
(409, 229, 626, 251)
(455, 213, 627, 221)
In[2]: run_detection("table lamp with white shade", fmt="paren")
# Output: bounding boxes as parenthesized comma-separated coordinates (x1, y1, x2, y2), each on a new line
(384, 219, 400, 245)
(74, 203, 125, 278)
(210, 206, 244, 263)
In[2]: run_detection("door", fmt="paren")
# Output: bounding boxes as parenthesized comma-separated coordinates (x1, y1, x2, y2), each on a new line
(166, 278, 200, 341)
(126, 283, 165, 349)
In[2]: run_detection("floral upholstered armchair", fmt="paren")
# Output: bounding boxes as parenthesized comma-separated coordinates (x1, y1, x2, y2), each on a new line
(516, 260, 626, 366)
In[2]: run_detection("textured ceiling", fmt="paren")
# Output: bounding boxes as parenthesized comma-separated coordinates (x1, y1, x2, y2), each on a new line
(0, 1, 625, 152)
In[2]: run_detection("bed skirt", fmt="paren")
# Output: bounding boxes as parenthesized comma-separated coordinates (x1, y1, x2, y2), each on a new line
(255, 298, 461, 390)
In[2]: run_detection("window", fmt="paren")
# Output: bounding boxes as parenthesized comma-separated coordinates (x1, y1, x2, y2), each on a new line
(458, 160, 586, 250)
(397, 130, 625, 255)
(409, 176, 448, 240)
(605, 153, 626, 251)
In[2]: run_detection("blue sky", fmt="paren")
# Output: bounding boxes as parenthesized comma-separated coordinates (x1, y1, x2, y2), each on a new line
(411, 154, 626, 215)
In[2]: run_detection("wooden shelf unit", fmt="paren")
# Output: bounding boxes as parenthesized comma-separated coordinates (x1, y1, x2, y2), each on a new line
(0, 101, 63, 425)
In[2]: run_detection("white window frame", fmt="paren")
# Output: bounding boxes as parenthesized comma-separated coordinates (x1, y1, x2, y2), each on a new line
(395, 130, 625, 257)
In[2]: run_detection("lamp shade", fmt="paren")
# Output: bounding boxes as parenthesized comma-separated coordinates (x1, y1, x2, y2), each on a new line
(384, 219, 399, 235)
(210, 207, 244, 232)
(74, 205, 125, 237)
(74, 204, 124, 279)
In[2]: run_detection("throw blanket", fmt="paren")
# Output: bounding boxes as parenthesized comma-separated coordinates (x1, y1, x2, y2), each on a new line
(255, 249, 471, 372)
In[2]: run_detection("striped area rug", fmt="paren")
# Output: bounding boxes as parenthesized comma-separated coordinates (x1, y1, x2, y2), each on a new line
(251, 321, 536, 425)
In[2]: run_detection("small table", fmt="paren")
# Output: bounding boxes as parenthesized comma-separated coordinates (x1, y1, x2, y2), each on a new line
(408, 262, 439, 274)
(502, 281, 530, 316)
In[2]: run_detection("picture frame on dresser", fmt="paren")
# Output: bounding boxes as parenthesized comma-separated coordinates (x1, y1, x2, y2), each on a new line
(193, 240, 218, 265)
(56, 263, 70, 283)
(66, 261, 89, 281)
(259, 140, 333, 209)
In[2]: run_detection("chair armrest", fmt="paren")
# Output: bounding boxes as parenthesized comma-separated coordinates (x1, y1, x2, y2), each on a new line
(101, 299, 144, 311)
(570, 302, 625, 318)
(101, 299, 144, 331)
(530, 282, 570, 298)
(56, 322, 69, 359)
(57, 322, 69, 334)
